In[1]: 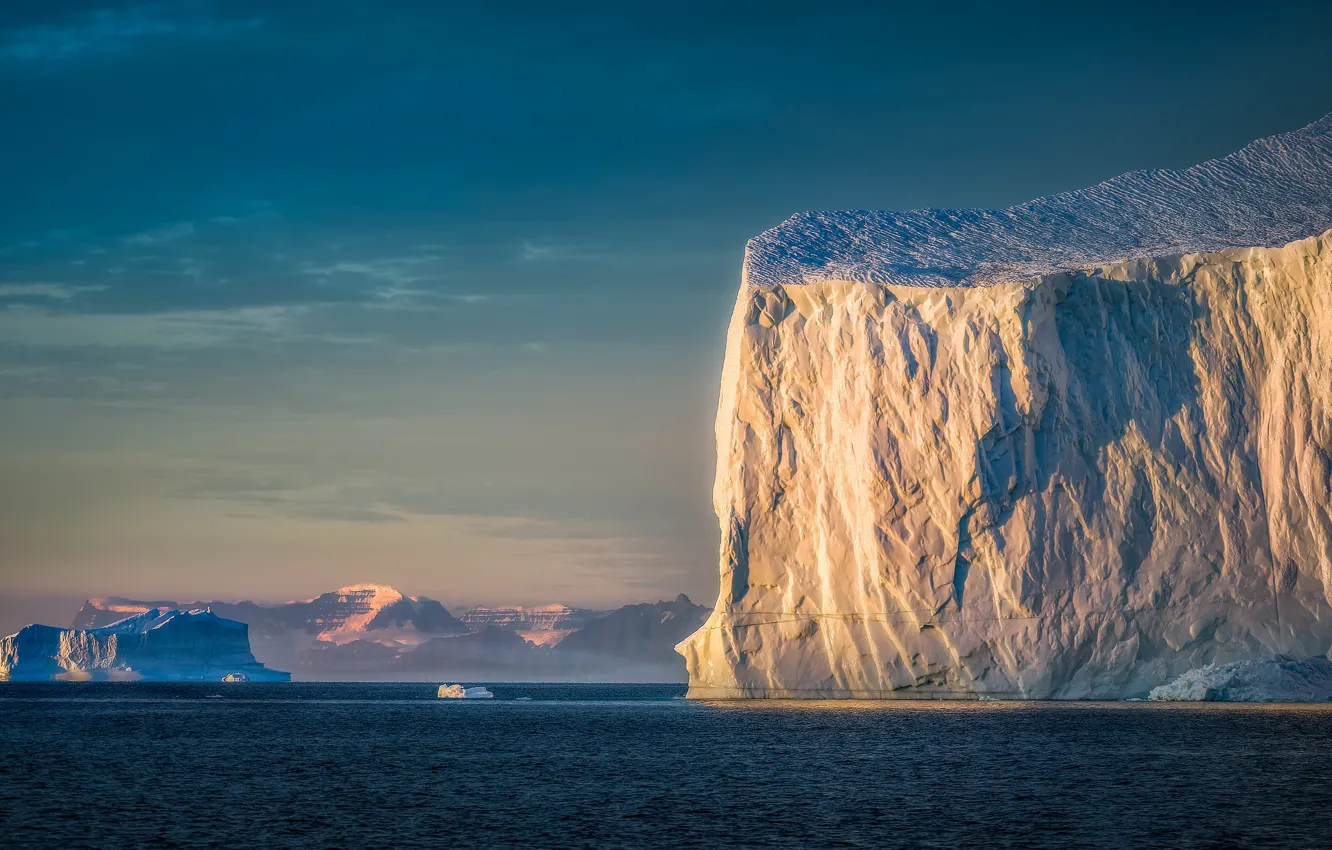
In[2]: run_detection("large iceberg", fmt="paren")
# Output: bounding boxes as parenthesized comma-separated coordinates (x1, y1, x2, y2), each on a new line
(0, 608, 290, 682)
(679, 114, 1332, 699)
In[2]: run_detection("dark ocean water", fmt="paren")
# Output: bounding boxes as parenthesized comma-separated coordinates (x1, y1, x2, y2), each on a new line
(3, 683, 1331, 849)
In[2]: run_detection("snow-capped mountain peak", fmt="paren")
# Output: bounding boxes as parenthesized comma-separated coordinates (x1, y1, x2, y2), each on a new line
(310, 585, 408, 636)
(327, 584, 405, 600)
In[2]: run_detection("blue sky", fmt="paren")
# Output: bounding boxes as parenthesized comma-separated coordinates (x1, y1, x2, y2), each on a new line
(2, 0, 1331, 613)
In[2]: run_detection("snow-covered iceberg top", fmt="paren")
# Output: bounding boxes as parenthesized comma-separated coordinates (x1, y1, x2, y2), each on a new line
(744, 113, 1332, 289)
(6, 608, 238, 646)
(1148, 656, 1332, 703)
(95, 607, 238, 635)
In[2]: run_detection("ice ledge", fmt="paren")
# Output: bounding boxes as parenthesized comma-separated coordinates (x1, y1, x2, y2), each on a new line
(744, 112, 1332, 289)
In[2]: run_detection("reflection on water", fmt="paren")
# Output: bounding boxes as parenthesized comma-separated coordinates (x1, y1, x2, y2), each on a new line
(3, 683, 1331, 848)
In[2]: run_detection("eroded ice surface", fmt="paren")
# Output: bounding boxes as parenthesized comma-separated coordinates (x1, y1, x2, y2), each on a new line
(1149, 656, 1332, 702)
(744, 113, 1332, 289)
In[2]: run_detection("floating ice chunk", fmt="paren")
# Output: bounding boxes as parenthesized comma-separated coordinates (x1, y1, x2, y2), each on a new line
(436, 684, 495, 699)
(1148, 656, 1332, 702)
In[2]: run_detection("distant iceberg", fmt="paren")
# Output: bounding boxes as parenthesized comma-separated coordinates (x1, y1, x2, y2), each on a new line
(0, 608, 290, 682)
(1148, 656, 1332, 703)
(436, 684, 494, 699)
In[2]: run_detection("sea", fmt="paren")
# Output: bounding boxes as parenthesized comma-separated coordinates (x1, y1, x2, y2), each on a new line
(3, 683, 1331, 849)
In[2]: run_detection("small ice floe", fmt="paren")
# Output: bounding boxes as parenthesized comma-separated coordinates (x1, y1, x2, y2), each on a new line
(1148, 655, 1332, 702)
(514, 696, 533, 701)
(437, 684, 495, 699)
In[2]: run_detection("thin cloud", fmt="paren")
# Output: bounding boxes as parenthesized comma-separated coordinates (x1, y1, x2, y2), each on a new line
(0, 283, 106, 302)
(302, 260, 420, 287)
(284, 504, 407, 524)
(208, 204, 277, 226)
(518, 242, 556, 261)
(517, 240, 617, 264)
(121, 222, 196, 246)
(0, 240, 42, 256)
(299, 253, 500, 310)
(0, 304, 296, 349)
(1, 4, 263, 66)
(178, 466, 409, 525)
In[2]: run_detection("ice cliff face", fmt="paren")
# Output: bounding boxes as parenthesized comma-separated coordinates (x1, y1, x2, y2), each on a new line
(0, 609, 289, 682)
(680, 115, 1332, 699)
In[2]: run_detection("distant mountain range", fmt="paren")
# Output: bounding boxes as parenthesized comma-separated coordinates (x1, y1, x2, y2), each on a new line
(74, 584, 468, 637)
(70, 586, 709, 682)
(459, 604, 607, 642)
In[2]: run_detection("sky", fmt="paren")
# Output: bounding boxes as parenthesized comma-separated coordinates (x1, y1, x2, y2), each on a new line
(2, 0, 1331, 622)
